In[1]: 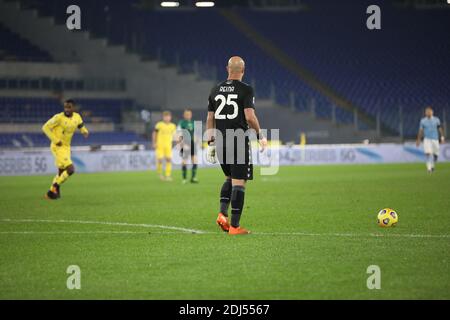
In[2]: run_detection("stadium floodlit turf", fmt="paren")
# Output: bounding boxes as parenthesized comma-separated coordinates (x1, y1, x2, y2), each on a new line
(0, 163, 449, 299)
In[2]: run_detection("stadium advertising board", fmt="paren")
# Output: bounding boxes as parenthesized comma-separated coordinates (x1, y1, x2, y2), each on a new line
(1, 143, 449, 176)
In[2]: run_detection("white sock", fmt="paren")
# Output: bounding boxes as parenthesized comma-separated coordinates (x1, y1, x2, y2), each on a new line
(426, 155, 433, 171)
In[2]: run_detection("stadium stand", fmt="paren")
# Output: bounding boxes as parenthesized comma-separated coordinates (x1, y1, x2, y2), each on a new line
(0, 12, 140, 147)
(17, 0, 354, 125)
(0, 96, 144, 148)
(5, 0, 450, 139)
(238, 0, 450, 137)
(0, 21, 52, 62)
(0, 77, 126, 92)
(0, 97, 133, 123)
(0, 131, 146, 148)
(18, 0, 450, 137)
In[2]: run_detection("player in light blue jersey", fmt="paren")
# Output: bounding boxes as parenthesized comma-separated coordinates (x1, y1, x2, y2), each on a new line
(416, 106, 445, 173)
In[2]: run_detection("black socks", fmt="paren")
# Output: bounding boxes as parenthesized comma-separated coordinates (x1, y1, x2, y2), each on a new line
(182, 164, 187, 179)
(192, 164, 197, 180)
(182, 164, 197, 180)
(219, 178, 232, 216)
(231, 185, 245, 228)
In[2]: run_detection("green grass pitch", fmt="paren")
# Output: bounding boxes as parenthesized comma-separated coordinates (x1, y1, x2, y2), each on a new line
(0, 163, 449, 299)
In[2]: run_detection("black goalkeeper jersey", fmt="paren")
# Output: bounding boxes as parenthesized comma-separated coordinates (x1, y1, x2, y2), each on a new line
(207, 79, 255, 134)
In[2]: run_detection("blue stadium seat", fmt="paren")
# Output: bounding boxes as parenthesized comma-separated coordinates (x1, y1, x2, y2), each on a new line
(0, 97, 133, 123)
(238, 1, 450, 136)
(0, 132, 147, 148)
(0, 22, 52, 62)
(18, 0, 450, 137)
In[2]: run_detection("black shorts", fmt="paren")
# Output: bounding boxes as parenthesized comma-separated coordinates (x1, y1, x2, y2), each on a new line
(216, 136, 253, 180)
(181, 141, 196, 158)
(219, 162, 253, 180)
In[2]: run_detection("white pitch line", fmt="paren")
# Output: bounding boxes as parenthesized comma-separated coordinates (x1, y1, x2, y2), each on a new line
(0, 218, 448, 239)
(0, 231, 189, 235)
(0, 230, 448, 239)
(0, 218, 208, 234)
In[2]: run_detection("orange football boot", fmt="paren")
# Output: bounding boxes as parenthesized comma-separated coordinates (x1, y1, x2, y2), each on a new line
(216, 213, 230, 232)
(228, 226, 251, 235)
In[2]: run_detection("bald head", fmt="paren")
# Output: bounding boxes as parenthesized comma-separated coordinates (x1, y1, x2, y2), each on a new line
(227, 56, 245, 80)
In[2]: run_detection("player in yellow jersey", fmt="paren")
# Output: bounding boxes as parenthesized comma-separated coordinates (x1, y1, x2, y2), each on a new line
(152, 111, 176, 181)
(42, 99, 89, 199)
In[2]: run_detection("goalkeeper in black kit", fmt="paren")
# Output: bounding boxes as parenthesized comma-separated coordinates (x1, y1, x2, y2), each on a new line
(205, 56, 267, 235)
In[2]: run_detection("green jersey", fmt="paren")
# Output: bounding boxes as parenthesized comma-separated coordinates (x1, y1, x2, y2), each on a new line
(178, 119, 195, 143)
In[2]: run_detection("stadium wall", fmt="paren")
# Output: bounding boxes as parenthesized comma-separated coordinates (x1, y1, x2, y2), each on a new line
(0, 0, 215, 110)
(0, 62, 80, 77)
(1, 144, 449, 176)
(0, 123, 114, 133)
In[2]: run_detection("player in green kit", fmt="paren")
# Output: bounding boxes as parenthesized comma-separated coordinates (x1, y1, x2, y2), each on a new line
(177, 109, 199, 184)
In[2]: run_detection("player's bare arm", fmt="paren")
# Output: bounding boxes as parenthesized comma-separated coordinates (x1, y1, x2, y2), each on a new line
(206, 111, 215, 142)
(439, 127, 445, 143)
(206, 111, 217, 164)
(79, 123, 89, 138)
(176, 130, 184, 152)
(177, 132, 183, 143)
(416, 128, 423, 147)
(152, 129, 158, 149)
(244, 108, 267, 151)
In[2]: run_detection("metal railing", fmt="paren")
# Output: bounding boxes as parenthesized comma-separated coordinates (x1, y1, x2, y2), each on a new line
(0, 77, 127, 92)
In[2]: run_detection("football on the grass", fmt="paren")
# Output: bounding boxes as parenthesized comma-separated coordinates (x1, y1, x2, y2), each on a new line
(377, 208, 398, 227)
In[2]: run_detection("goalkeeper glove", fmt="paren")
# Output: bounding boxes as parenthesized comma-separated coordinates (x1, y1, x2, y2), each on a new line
(206, 140, 217, 164)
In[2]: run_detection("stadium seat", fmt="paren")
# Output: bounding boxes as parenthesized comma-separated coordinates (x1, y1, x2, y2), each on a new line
(0, 97, 133, 124)
(16, 0, 450, 137)
(0, 22, 52, 62)
(0, 131, 147, 148)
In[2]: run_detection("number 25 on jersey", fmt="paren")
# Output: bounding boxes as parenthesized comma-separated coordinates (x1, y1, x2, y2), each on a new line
(214, 94, 238, 120)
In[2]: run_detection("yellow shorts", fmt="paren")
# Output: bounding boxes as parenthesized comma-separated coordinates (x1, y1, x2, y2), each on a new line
(51, 145, 72, 169)
(156, 144, 172, 159)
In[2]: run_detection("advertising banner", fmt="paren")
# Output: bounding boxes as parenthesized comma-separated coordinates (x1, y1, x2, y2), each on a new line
(1, 143, 449, 176)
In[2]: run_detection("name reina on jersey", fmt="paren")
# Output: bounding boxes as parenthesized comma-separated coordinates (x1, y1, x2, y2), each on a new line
(219, 86, 235, 92)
